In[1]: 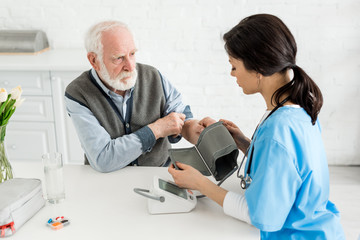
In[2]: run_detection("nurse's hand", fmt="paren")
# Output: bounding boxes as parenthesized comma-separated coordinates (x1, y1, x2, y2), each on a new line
(168, 162, 205, 191)
(169, 162, 229, 207)
(220, 119, 251, 154)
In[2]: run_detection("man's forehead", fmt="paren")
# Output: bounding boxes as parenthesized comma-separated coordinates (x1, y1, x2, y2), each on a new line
(102, 28, 136, 53)
(111, 48, 138, 57)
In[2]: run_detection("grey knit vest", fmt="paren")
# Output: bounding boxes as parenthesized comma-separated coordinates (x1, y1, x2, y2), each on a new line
(65, 63, 170, 166)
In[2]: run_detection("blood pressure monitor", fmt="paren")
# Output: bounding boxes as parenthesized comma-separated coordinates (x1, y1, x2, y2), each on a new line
(134, 176, 197, 214)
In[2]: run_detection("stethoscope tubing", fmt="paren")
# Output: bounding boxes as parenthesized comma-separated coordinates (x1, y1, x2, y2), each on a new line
(237, 97, 290, 189)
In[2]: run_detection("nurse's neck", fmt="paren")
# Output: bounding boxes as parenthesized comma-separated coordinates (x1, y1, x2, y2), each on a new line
(259, 71, 294, 111)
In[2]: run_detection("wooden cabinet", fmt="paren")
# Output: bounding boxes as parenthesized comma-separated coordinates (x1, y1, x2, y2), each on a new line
(0, 50, 89, 164)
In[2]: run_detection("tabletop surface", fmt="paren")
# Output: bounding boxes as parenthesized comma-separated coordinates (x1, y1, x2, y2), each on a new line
(9, 162, 259, 240)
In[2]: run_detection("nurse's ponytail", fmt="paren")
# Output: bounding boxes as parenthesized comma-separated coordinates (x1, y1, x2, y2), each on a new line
(273, 65, 323, 125)
(224, 14, 323, 125)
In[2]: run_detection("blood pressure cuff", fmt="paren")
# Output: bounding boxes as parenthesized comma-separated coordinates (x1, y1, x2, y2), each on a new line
(169, 122, 239, 181)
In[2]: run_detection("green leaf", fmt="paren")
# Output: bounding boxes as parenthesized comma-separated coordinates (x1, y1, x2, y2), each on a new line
(0, 95, 11, 114)
(4, 108, 16, 122)
(3, 99, 16, 120)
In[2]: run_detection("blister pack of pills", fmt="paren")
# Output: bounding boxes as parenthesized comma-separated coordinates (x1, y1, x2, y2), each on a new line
(47, 216, 70, 230)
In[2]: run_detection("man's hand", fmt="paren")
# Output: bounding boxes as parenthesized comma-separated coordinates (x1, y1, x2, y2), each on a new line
(148, 112, 186, 139)
(199, 117, 217, 128)
(181, 117, 216, 145)
(181, 119, 205, 144)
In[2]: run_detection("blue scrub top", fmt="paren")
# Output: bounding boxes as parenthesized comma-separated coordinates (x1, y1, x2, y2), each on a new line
(245, 106, 345, 239)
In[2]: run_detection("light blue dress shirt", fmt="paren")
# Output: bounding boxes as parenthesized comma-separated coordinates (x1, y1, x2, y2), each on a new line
(244, 106, 345, 239)
(65, 68, 192, 172)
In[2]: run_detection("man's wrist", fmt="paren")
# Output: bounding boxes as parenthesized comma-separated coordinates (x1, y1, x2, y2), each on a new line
(148, 123, 159, 140)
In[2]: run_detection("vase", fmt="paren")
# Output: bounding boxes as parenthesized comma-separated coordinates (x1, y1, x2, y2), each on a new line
(0, 124, 13, 183)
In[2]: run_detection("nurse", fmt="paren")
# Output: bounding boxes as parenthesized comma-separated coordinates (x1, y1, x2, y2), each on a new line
(168, 14, 345, 239)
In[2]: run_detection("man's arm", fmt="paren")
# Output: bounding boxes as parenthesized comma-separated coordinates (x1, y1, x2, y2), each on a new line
(159, 73, 205, 144)
(65, 96, 148, 172)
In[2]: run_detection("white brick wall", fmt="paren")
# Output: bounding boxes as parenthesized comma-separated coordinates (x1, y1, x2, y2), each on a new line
(1, 0, 359, 165)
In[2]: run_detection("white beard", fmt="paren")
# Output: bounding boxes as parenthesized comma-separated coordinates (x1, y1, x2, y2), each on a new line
(98, 60, 137, 91)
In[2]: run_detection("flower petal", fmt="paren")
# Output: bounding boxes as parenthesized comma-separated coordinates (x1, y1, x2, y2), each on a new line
(10, 86, 22, 100)
(0, 88, 8, 102)
(14, 98, 25, 108)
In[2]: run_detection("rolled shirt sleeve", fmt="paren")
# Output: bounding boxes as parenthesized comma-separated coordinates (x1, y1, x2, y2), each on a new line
(133, 125, 156, 153)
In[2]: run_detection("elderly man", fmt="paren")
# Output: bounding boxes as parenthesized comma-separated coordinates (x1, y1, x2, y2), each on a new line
(65, 21, 203, 172)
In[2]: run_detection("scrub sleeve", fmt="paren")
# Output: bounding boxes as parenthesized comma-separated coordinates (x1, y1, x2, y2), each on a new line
(245, 138, 302, 231)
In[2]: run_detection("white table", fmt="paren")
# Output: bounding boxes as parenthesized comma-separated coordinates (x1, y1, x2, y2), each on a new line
(10, 162, 259, 240)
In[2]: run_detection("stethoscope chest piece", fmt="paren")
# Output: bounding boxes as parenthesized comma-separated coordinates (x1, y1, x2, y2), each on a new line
(240, 175, 252, 189)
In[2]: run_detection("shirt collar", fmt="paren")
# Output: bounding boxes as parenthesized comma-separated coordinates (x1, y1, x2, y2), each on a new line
(90, 68, 134, 98)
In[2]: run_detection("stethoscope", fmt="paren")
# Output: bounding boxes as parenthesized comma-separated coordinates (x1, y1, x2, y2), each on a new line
(237, 97, 289, 189)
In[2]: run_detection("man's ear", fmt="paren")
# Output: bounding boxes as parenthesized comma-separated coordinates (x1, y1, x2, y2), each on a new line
(87, 52, 100, 71)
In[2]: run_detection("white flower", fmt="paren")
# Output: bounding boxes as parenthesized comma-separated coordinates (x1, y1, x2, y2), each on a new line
(0, 88, 7, 102)
(14, 98, 25, 108)
(10, 86, 22, 100)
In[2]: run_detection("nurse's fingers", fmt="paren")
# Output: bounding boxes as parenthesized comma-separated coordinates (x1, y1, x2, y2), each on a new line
(219, 119, 238, 128)
(219, 119, 239, 134)
(168, 162, 186, 175)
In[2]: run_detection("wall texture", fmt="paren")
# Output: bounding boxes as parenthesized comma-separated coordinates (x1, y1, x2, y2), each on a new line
(1, 0, 359, 165)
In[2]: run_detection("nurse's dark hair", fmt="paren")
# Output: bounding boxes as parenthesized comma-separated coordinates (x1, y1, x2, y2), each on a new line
(223, 14, 323, 125)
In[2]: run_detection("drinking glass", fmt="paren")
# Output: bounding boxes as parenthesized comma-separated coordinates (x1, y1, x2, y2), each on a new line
(42, 152, 65, 203)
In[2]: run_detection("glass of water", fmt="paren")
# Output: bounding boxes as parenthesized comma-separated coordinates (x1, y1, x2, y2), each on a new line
(42, 152, 65, 204)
